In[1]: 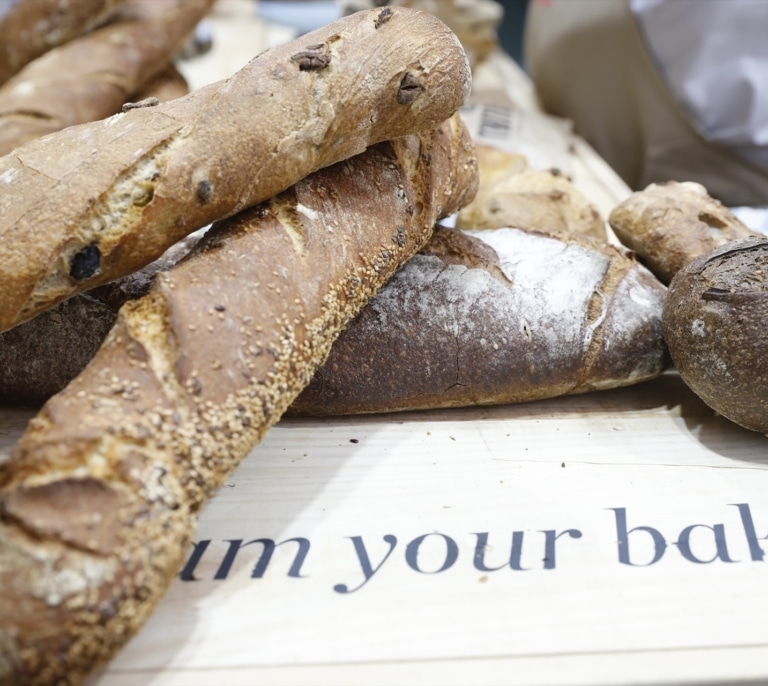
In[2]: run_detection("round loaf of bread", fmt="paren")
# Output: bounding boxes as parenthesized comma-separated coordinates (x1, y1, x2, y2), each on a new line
(663, 236, 768, 434)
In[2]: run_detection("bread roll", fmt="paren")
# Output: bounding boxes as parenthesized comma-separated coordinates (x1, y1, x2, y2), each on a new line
(0, 6, 471, 333)
(0, 113, 477, 685)
(0, 0, 125, 87)
(0, 0, 212, 156)
(290, 225, 667, 415)
(609, 181, 759, 284)
(456, 168, 607, 241)
(663, 236, 768, 434)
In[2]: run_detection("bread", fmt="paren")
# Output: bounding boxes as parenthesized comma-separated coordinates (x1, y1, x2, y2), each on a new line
(0, 229, 206, 407)
(0, 0, 125, 87)
(0, 112, 477, 685)
(456, 168, 607, 241)
(608, 181, 759, 284)
(663, 236, 768, 434)
(0, 0, 212, 156)
(0, 6, 471, 333)
(289, 225, 667, 415)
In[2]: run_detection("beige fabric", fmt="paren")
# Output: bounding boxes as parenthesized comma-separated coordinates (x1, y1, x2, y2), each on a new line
(523, 0, 768, 206)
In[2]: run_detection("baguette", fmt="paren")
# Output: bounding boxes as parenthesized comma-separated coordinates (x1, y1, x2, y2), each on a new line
(0, 0, 125, 87)
(0, 6, 471, 333)
(290, 225, 668, 415)
(0, 0, 212, 156)
(0, 113, 477, 686)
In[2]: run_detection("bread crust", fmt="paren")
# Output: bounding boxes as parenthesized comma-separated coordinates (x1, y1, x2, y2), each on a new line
(0, 0, 125, 87)
(0, 0, 211, 156)
(0, 6, 471, 333)
(456, 168, 607, 241)
(663, 236, 768, 434)
(608, 181, 758, 284)
(0, 113, 477, 685)
(290, 225, 668, 415)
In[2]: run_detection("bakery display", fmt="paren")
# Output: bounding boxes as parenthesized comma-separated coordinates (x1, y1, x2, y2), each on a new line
(0, 5, 471, 333)
(663, 236, 768, 434)
(290, 225, 667, 415)
(609, 180, 759, 284)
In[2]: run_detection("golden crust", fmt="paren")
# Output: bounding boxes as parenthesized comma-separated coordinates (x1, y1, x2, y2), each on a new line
(0, 6, 472, 333)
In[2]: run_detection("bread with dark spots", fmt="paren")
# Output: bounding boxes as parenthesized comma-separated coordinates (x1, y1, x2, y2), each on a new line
(289, 225, 668, 415)
(0, 0, 125, 87)
(0, 0, 212, 156)
(0, 6, 471, 333)
(0, 112, 478, 685)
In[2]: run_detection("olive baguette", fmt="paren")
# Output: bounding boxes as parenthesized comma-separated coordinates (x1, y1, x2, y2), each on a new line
(0, 6, 471, 333)
(0, 112, 477, 685)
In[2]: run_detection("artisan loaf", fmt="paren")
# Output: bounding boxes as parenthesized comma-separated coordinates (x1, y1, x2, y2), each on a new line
(608, 181, 759, 284)
(0, 113, 477, 685)
(663, 236, 768, 434)
(0, 6, 471, 333)
(0, 0, 125, 87)
(290, 225, 667, 415)
(0, 0, 212, 156)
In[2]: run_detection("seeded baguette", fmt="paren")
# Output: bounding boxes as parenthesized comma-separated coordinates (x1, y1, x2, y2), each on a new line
(0, 5, 471, 333)
(0, 113, 477, 686)
(290, 225, 668, 415)
(0, 0, 125, 87)
(0, 0, 212, 156)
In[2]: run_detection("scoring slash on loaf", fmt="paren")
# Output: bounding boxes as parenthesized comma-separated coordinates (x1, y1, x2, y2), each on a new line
(0, 112, 478, 685)
(0, 5, 471, 333)
(290, 225, 668, 416)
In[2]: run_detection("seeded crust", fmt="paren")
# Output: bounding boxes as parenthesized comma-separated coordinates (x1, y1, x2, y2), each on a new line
(663, 236, 768, 434)
(290, 225, 668, 415)
(608, 181, 758, 284)
(0, 113, 478, 685)
(0, 0, 125, 87)
(0, 0, 212, 156)
(0, 6, 472, 333)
